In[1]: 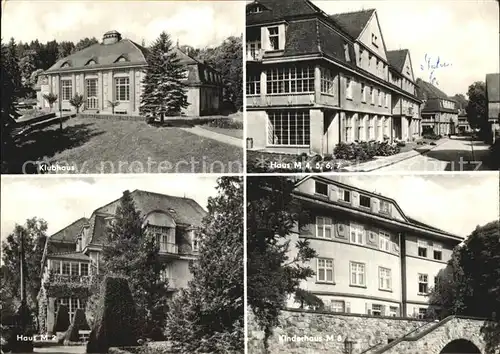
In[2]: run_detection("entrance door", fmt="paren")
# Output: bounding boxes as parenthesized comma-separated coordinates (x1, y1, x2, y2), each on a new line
(394, 118, 402, 139)
(85, 78, 98, 110)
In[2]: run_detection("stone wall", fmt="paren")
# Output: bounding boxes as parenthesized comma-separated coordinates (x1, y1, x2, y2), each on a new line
(247, 309, 431, 354)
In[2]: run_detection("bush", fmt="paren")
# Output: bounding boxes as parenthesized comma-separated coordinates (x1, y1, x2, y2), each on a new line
(205, 118, 243, 129)
(53, 305, 70, 333)
(86, 277, 139, 353)
(64, 308, 90, 342)
(422, 133, 440, 140)
(396, 141, 406, 147)
(488, 139, 500, 168)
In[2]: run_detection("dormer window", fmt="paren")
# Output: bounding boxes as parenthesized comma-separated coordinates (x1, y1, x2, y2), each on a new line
(249, 4, 264, 13)
(315, 181, 328, 196)
(192, 231, 200, 252)
(115, 55, 128, 63)
(61, 61, 70, 68)
(268, 27, 279, 50)
(86, 59, 96, 66)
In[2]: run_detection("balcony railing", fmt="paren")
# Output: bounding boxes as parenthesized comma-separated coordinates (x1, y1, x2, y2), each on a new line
(159, 242, 178, 254)
(246, 48, 264, 61)
(45, 273, 92, 286)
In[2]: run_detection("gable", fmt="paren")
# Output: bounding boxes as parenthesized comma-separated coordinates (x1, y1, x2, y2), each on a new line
(357, 11, 387, 61)
(401, 52, 414, 81)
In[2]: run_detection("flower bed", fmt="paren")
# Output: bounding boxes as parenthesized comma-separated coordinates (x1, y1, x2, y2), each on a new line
(333, 141, 401, 161)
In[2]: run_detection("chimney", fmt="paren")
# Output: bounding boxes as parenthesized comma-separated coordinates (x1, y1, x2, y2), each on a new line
(103, 30, 122, 45)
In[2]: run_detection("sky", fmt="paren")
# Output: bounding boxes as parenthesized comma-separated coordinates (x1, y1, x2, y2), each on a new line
(312, 0, 500, 96)
(0, 175, 220, 244)
(326, 173, 499, 238)
(1, 0, 244, 48)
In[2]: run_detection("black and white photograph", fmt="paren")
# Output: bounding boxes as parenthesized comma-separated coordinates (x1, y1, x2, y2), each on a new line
(247, 173, 500, 354)
(245, 0, 500, 173)
(0, 175, 243, 353)
(1, 1, 244, 174)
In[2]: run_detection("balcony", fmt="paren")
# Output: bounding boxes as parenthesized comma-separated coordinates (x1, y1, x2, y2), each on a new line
(159, 242, 178, 254)
(246, 48, 264, 62)
(44, 273, 93, 287)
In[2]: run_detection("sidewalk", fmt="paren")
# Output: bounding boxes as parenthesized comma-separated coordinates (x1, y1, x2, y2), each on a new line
(341, 138, 448, 172)
(180, 126, 243, 148)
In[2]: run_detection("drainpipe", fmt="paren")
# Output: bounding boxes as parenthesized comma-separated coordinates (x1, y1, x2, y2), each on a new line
(338, 73, 342, 144)
(400, 232, 407, 317)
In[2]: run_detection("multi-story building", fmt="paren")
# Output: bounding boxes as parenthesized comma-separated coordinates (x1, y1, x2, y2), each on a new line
(245, 0, 422, 155)
(35, 30, 223, 117)
(416, 78, 458, 136)
(286, 176, 463, 318)
(485, 73, 500, 142)
(37, 189, 206, 333)
(457, 108, 471, 133)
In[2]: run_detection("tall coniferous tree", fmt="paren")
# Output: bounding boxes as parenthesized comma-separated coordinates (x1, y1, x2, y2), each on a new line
(140, 31, 188, 121)
(101, 190, 169, 340)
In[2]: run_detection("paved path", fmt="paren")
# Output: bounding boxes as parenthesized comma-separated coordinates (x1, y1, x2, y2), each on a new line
(34, 345, 85, 354)
(180, 126, 243, 148)
(376, 137, 491, 172)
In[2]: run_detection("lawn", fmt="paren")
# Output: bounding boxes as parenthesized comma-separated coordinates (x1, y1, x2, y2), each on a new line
(7, 117, 243, 174)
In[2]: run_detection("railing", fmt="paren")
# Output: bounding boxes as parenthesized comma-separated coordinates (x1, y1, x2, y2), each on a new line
(246, 48, 264, 61)
(159, 242, 178, 254)
(46, 273, 93, 286)
(86, 97, 98, 110)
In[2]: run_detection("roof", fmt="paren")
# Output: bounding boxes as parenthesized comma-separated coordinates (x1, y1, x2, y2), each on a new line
(486, 73, 500, 102)
(416, 79, 458, 113)
(386, 49, 408, 73)
(407, 217, 457, 238)
(45, 38, 148, 73)
(47, 252, 90, 261)
(88, 189, 208, 245)
(246, 0, 321, 26)
(416, 78, 450, 100)
(329, 9, 375, 39)
(49, 218, 88, 243)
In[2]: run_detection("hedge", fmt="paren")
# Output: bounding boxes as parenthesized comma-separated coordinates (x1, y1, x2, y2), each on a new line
(52, 304, 70, 333)
(86, 277, 139, 353)
(333, 141, 400, 161)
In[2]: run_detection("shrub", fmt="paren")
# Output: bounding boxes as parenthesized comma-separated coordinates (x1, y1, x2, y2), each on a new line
(64, 308, 90, 343)
(396, 141, 406, 147)
(205, 118, 243, 129)
(375, 141, 400, 156)
(488, 139, 500, 169)
(430, 142, 437, 146)
(53, 305, 70, 333)
(86, 277, 139, 353)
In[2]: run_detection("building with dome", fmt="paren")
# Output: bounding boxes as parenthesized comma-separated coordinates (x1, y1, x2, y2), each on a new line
(36, 30, 224, 117)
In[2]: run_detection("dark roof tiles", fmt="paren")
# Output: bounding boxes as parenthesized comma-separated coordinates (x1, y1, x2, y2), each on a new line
(49, 218, 88, 243)
(386, 49, 408, 73)
(329, 9, 376, 39)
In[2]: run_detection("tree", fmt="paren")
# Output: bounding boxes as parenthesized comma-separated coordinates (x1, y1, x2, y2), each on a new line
(19, 49, 37, 97)
(1, 218, 48, 331)
(196, 36, 243, 111)
(139, 31, 188, 121)
(43, 93, 58, 111)
(101, 190, 169, 340)
(74, 37, 98, 53)
(1, 39, 22, 173)
(107, 100, 119, 115)
(429, 221, 500, 352)
(57, 41, 75, 59)
(466, 82, 488, 131)
(247, 177, 321, 350)
(165, 177, 244, 353)
(69, 93, 84, 113)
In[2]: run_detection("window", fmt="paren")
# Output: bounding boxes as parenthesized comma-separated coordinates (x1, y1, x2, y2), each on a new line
(371, 304, 382, 316)
(379, 200, 390, 214)
(80, 263, 89, 276)
(344, 43, 350, 62)
(85, 78, 98, 110)
(350, 262, 365, 286)
(344, 114, 353, 142)
(370, 86, 375, 104)
(418, 239, 428, 257)
(350, 223, 364, 245)
(268, 27, 279, 50)
(361, 83, 366, 102)
(62, 262, 70, 275)
(160, 264, 172, 282)
(266, 66, 314, 94)
(418, 308, 427, 319)
(371, 33, 378, 47)
(379, 231, 391, 251)
(246, 72, 260, 95)
(71, 262, 79, 275)
(389, 306, 399, 317)
(368, 116, 374, 140)
(52, 260, 61, 274)
(114, 77, 130, 101)
(315, 181, 328, 196)
(329, 300, 344, 313)
(345, 78, 353, 99)
(268, 110, 310, 146)
(433, 242, 442, 260)
(316, 217, 332, 239)
(359, 49, 363, 65)
(418, 273, 428, 294)
(368, 53, 372, 67)
(379, 267, 392, 290)
(378, 89, 382, 106)
(359, 195, 371, 208)
(385, 93, 390, 107)
(247, 41, 262, 60)
(338, 188, 351, 203)
(320, 68, 334, 95)
(317, 258, 334, 283)
(61, 80, 72, 101)
(249, 5, 264, 13)
(192, 231, 199, 252)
